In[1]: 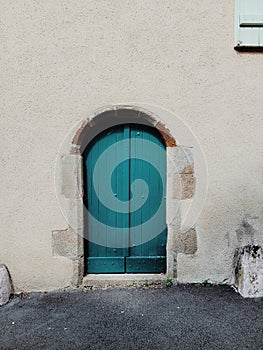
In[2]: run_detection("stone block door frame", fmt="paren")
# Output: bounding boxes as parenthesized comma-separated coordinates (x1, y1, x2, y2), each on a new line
(54, 105, 197, 286)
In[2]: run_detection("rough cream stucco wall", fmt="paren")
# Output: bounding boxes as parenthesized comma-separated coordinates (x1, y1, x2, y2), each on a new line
(0, 0, 262, 291)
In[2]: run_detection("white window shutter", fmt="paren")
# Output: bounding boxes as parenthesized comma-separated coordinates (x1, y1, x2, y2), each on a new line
(235, 0, 263, 48)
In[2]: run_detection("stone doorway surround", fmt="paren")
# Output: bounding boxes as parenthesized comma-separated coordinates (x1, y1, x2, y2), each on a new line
(53, 105, 196, 287)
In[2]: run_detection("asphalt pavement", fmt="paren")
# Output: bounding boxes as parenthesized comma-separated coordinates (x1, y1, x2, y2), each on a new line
(0, 284, 262, 350)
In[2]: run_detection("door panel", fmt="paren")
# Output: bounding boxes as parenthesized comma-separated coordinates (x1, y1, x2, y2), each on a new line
(84, 125, 129, 273)
(129, 124, 167, 273)
(84, 124, 167, 274)
(87, 257, 125, 274)
(126, 257, 166, 273)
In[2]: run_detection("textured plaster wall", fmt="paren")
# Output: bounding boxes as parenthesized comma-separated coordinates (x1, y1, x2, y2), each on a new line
(0, 0, 262, 291)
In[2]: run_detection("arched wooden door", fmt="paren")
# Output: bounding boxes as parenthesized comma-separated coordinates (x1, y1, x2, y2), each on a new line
(83, 124, 167, 273)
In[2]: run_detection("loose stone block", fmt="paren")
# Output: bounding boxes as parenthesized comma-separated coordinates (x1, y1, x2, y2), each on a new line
(0, 265, 12, 306)
(234, 245, 263, 298)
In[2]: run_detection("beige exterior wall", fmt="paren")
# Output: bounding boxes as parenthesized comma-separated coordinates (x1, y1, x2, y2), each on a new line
(1, 0, 262, 291)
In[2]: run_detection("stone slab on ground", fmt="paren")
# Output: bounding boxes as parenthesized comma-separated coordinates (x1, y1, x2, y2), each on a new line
(82, 273, 167, 289)
(0, 264, 12, 306)
(235, 245, 263, 298)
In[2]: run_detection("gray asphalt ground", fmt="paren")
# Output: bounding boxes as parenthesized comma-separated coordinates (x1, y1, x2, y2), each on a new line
(0, 284, 262, 350)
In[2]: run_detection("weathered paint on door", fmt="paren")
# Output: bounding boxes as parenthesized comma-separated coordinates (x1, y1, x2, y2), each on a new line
(83, 124, 167, 273)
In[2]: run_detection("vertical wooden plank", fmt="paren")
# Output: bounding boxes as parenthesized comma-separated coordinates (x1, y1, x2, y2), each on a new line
(113, 125, 129, 257)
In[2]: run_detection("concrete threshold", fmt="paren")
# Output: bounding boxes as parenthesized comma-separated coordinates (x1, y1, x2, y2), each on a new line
(82, 274, 168, 289)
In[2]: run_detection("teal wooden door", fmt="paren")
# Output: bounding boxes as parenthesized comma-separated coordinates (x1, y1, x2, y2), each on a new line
(83, 124, 167, 273)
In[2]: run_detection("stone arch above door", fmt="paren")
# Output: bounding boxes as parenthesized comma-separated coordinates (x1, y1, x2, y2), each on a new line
(53, 105, 197, 286)
(71, 106, 176, 154)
